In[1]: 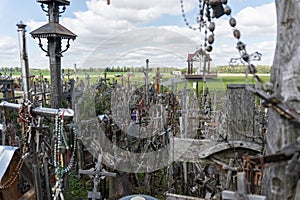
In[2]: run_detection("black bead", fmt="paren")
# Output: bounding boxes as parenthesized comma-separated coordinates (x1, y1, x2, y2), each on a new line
(224, 6, 231, 15)
(208, 22, 215, 32)
(206, 45, 213, 52)
(208, 35, 214, 44)
(233, 29, 241, 39)
(229, 17, 237, 27)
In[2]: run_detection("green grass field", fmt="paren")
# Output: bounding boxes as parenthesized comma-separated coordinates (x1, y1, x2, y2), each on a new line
(90, 72, 270, 90)
(8, 69, 270, 91)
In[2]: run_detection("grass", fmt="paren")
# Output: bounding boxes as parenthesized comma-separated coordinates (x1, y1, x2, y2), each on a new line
(7, 70, 270, 93)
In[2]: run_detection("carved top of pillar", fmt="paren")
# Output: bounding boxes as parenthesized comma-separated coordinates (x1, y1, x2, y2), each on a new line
(16, 22, 26, 29)
(30, 22, 76, 40)
(37, 0, 70, 6)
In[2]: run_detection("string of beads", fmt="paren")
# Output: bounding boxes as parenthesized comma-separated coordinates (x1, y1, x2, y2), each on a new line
(54, 110, 77, 179)
(180, 0, 232, 53)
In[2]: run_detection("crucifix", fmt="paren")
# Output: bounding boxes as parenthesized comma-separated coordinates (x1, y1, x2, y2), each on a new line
(79, 154, 116, 200)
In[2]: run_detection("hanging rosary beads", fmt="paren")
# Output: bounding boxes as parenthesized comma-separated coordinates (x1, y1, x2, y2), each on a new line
(180, 0, 232, 52)
(54, 110, 77, 179)
(180, 0, 264, 87)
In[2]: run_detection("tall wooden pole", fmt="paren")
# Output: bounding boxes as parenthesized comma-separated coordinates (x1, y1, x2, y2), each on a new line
(48, 2, 62, 108)
(263, 1, 300, 199)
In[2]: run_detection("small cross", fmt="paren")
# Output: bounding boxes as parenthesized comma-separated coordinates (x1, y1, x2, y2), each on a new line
(79, 154, 116, 200)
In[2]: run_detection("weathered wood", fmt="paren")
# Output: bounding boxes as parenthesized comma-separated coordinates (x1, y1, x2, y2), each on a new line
(18, 188, 36, 200)
(165, 193, 205, 200)
(295, 180, 300, 200)
(226, 84, 256, 141)
(170, 138, 261, 163)
(263, 1, 300, 199)
(222, 191, 266, 200)
(222, 172, 266, 200)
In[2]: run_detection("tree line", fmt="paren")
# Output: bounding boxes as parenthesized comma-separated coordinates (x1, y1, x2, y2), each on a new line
(0, 65, 272, 75)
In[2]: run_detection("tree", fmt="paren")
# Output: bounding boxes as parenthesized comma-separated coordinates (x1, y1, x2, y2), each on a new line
(263, 1, 300, 199)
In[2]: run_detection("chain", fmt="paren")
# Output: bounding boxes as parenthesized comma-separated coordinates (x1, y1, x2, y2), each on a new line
(180, 0, 202, 31)
(0, 103, 32, 190)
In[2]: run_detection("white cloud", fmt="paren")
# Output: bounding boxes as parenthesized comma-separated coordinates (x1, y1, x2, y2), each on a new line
(210, 3, 276, 65)
(0, 36, 19, 67)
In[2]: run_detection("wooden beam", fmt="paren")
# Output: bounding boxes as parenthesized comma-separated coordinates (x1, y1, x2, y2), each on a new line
(165, 193, 205, 200)
(18, 188, 36, 200)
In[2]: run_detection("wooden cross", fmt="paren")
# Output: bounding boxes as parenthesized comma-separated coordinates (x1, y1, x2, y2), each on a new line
(79, 154, 116, 200)
(154, 67, 163, 94)
(103, 72, 110, 85)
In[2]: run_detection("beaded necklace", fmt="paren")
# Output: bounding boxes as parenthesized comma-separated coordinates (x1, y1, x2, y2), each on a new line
(53, 110, 77, 179)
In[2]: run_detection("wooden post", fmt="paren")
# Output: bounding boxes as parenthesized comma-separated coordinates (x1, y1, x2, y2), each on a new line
(226, 84, 256, 141)
(263, 1, 300, 199)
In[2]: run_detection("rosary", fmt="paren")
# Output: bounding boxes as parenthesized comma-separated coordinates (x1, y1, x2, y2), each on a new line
(180, 0, 233, 52)
(53, 110, 77, 199)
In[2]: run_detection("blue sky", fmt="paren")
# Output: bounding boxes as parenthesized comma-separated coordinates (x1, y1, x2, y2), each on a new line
(0, 0, 276, 69)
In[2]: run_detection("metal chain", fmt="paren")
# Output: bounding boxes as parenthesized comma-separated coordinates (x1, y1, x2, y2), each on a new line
(180, 0, 202, 31)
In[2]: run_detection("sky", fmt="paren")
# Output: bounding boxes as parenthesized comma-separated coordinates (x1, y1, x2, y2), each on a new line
(0, 0, 276, 69)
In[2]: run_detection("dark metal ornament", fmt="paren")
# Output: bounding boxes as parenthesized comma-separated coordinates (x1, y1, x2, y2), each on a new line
(242, 53, 250, 62)
(236, 41, 246, 51)
(209, 0, 221, 7)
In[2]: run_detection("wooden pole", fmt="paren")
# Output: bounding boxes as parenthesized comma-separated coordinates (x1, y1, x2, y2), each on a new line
(263, 1, 300, 199)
